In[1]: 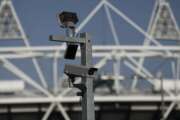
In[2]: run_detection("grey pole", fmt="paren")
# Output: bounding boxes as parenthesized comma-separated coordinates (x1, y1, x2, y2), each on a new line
(50, 11, 96, 120)
(80, 33, 95, 120)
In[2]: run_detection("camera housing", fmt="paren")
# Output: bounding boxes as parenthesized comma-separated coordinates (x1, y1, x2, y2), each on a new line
(58, 11, 79, 59)
(64, 64, 98, 79)
(58, 11, 79, 28)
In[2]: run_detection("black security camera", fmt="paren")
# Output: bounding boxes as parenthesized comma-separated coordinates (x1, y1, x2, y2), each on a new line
(58, 11, 79, 28)
(58, 11, 79, 59)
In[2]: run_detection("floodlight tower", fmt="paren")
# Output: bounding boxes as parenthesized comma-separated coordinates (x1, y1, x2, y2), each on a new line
(149, 0, 180, 40)
(50, 11, 97, 120)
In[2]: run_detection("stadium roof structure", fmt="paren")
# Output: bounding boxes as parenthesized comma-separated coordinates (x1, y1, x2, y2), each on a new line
(0, 0, 180, 120)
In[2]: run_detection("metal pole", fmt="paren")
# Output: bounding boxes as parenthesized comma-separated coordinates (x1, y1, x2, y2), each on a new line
(80, 33, 95, 120)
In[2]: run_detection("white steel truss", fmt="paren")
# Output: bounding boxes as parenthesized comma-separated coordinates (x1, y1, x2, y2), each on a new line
(0, 0, 22, 39)
(0, 0, 179, 120)
(149, 0, 180, 40)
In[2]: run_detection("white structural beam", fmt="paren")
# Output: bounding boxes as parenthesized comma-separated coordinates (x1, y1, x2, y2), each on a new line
(0, 2, 179, 117)
(104, 4, 122, 93)
(167, 2, 180, 39)
(0, 45, 179, 97)
(21, 90, 41, 97)
(124, 60, 174, 96)
(104, 0, 173, 56)
(0, 0, 48, 95)
(76, 0, 105, 33)
(113, 59, 122, 94)
(126, 55, 154, 78)
(177, 58, 180, 80)
(126, 55, 173, 94)
(171, 61, 176, 79)
(42, 103, 56, 120)
(0, 95, 180, 104)
(56, 103, 71, 120)
(95, 56, 109, 68)
(124, 61, 153, 84)
(0, 52, 44, 59)
(177, 57, 180, 93)
(9, 0, 48, 89)
(103, 0, 179, 95)
(104, 4, 119, 45)
(1, 59, 52, 97)
(131, 75, 138, 90)
(53, 51, 59, 94)
(104, 1, 160, 46)
(1, 45, 180, 52)
(138, 1, 179, 93)
(143, 0, 159, 46)
(0, 50, 179, 59)
(134, 0, 159, 90)
(161, 102, 176, 120)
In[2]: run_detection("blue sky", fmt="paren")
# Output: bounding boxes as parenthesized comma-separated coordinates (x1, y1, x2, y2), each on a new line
(9, 0, 180, 46)
(0, 0, 180, 88)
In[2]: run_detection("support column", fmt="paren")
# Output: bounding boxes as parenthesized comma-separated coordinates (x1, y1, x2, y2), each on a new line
(80, 33, 95, 120)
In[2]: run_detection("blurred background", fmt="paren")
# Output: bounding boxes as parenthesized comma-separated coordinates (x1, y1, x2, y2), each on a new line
(0, 0, 180, 120)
